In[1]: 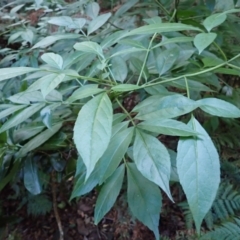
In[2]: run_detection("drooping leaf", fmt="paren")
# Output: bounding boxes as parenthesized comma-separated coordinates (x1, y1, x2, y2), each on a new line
(73, 93, 113, 179)
(41, 53, 63, 69)
(74, 41, 103, 57)
(32, 34, 80, 49)
(111, 84, 141, 92)
(87, 12, 111, 35)
(67, 84, 105, 103)
(134, 94, 198, 120)
(177, 117, 220, 234)
(0, 103, 45, 133)
(98, 127, 134, 184)
(156, 48, 179, 75)
(111, 56, 128, 82)
(137, 119, 199, 136)
(127, 163, 162, 240)
(24, 156, 42, 195)
(0, 67, 37, 81)
(94, 165, 125, 224)
(133, 129, 172, 200)
(194, 33, 217, 54)
(70, 164, 101, 200)
(197, 98, 240, 118)
(18, 123, 62, 158)
(203, 13, 227, 32)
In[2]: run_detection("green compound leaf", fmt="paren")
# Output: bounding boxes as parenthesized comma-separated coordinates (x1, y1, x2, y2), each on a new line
(177, 117, 220, 234)
(73, 93, 113, 179)
(127, 162, 162, 240)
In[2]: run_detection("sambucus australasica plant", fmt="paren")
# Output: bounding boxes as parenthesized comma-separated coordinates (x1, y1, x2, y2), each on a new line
(1, 0, 240, 238)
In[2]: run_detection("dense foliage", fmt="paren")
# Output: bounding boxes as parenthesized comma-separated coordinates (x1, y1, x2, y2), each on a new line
(1, 0, 240, 239)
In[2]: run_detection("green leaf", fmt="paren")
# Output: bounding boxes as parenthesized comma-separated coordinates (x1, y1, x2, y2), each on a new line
(194, 33, 217, 54)
(94, 165, 125, 224)
(0, 67, 37, 81)
(125, 23, 201, 37)
(86, 2, 100, 19)
(156, 48, 179, 75)
(111, 56, 128, 82)
(111, 84, 141, 92)
(134, 94, 198, 120)
(133, 129, 172, 200)
(138, 119, 199, 136)
(67, 84, 105, 103)
(74, 41, 103, 57)
(41, 73, 65, 98)
(24, 156, 42, 195)
(177, 117, 220, 234)
(203, 13, 227, 32)
(0, 105, 27, 119)
(8, 91, 44, 104)
(70, 164, 101, 200)
(88, 12, 112, 35)
(197, 98, 240, 118)
(0, 103, 45, 133)
(32, 34, 80, 49)
(73, 93, 113, 179)
(127, 163, 161, 240)
(130, 57, 149, 81)
(40, 106, 52, 129)
(115, 0, 138, 17)
(48, 16, 86, 29)
(112, 113, 127, 125)
(18, 123, 62, 158)
(98, 127, 134, 184)
(41, 53, 63, 69)
(111, 121, 129, 137)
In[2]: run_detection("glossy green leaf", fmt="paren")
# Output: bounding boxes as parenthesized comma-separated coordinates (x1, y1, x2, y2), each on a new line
(0, 103, 45, 133)
(67, 84, 105, 103)
(88, 12, 111, 35)
(24, 157, 42, 195)
(156, 48, 179, 75)
(203, 13, 227, 32)
(74, 41, 103, 57)
(125, 23, 201, 37)
(0, 105, 27, 119)
(73, 93, 113, 179)
(111, 56, 128, 82)
(197, 98, 240, 118)
(0, 67, 37, 81)
(134, 94, 198, 120)
(98, 127, 133, 184)
(94, 165, 125, 224)
(111, 84, 141, 92)
(194, 33, 217, 54)
(138, 119, 199, 136)
(127, 163, 161, 240)
(32, 34, 80, 49)
(177, 117, 220, 234)
(41, 53, 63, 69)
(41, 73, 65, 98)
(133, 129, 172, 200)
(18, 123, 62, 158)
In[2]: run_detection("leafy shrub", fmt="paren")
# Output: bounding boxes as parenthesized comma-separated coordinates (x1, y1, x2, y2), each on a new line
(1, 0, 240, 239)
